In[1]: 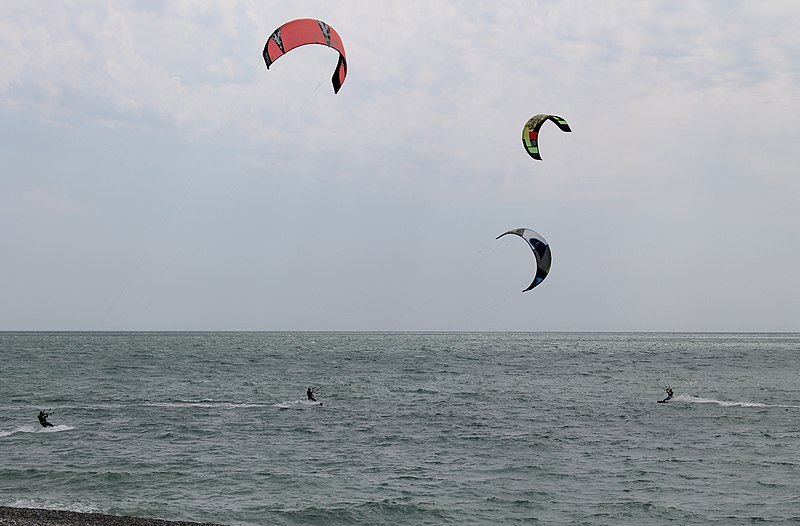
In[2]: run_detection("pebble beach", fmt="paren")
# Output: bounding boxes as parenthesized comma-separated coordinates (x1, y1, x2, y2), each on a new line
(0, 508, 222, 526)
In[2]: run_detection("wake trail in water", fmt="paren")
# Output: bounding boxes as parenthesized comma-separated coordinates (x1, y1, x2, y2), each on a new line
(676, 394, 800, 409)
(274, 399, 324, 409)
(142, 399, 272, 409)
(0, 424, 74, 437)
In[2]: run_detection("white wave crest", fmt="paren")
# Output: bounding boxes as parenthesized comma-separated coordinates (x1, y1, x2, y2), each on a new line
(4, 498, 101, 514)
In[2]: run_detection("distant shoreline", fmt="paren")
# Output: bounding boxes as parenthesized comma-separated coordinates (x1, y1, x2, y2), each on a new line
(1, 330, 798, 334)
(0, 507, 224, 526)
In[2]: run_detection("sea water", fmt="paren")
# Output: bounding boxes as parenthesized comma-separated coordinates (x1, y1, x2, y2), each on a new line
(1, 332, 798, 525)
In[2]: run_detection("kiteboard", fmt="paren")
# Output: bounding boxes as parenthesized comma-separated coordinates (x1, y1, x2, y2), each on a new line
(657, 400, 668, 404)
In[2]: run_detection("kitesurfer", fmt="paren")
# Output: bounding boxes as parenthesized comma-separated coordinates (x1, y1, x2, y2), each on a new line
(659, 387, 674, 403)
(37, 410, 54, 428)
(307, 387, 317, 402)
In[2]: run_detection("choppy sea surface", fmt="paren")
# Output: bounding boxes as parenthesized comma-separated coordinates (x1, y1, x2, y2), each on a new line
(1, 332, 799, 525)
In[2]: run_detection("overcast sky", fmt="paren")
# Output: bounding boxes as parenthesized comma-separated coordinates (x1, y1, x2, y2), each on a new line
(1, 1, 798, 331)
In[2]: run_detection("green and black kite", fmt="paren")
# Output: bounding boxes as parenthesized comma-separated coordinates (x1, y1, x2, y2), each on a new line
(522, 114, 571, 161)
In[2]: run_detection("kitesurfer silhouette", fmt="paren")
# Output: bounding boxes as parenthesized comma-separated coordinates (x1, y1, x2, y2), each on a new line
(658, 387, 674, 403)
(307, 387, 317, 402)
(37, 410, 54, 428)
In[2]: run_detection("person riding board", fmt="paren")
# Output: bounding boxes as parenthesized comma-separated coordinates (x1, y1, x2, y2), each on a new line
(659, 386, 674, 403)
(37, 409, 54, 428)
(307, 387, 317, 402)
